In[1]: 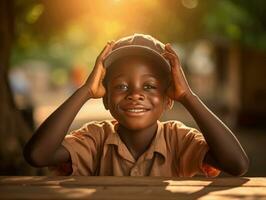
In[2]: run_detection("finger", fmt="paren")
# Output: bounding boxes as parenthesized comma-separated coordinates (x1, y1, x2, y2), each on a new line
(99, 42, 111, 56)
(100, 67, 106, 81)
(162, 55, 176, 69)
(99, 41, 115, 59)
(102, 41, 116, 60)
(101, 42, 113, 57)
(162, 52, 180, 66)
(165, 43, 173, 52)
(162, 52, 177, 63)
(162, 51, 180, 64)
(162, 51, 175, 58)
(165, 45, 177, 56)
(165, 43, 179, 57)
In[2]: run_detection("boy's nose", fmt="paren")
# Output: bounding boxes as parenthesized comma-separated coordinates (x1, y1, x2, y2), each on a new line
(126, 90, 145, 101)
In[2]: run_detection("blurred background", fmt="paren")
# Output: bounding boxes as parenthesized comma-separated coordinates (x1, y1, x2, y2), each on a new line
(0, 0, 265, 176)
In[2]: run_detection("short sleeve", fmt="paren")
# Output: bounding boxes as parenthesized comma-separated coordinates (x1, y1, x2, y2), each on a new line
(49, 122, 103, 176)
(176, 125, 220, 177)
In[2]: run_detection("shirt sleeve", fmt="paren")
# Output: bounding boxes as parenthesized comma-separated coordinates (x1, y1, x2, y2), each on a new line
(48, 122, 103, 176)
(176, 124, 220, 177)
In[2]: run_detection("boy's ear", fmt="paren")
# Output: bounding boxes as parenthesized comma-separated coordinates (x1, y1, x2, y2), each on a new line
(165, 97, 174, 110)
(102, 95, 109, 110)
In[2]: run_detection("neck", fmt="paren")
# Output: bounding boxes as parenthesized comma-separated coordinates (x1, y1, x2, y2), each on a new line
(117, 122, 158, 159)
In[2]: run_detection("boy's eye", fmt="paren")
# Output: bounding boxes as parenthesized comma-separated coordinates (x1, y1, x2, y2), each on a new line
(144, 84, 157, 90)
(115, 84, 128, 91)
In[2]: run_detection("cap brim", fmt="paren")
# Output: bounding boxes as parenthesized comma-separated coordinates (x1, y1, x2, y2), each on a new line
(103, 45, 170, 69)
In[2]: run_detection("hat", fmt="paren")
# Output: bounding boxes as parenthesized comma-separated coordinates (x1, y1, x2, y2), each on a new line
(103, 33, 170, 69)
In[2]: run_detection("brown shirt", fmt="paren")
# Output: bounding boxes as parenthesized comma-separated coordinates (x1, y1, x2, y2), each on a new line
(50, 120, 220, 177)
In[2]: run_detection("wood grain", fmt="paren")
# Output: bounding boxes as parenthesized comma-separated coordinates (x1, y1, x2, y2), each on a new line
(0, 176, 266, 200)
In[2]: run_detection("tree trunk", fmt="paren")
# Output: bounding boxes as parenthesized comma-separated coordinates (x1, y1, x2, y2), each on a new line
(0, 0, 36, 175)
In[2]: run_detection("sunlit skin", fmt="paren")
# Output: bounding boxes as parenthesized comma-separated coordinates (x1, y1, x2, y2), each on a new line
(24, 41, 249, 176)
(102, 56, 172, 158)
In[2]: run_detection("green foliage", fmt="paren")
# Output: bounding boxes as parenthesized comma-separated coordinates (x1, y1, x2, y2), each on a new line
(11, 0, 266, 70)
(203, 0, 266, 50)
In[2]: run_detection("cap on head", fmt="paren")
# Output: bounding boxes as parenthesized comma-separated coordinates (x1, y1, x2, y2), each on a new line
(103, 33, 170, 70)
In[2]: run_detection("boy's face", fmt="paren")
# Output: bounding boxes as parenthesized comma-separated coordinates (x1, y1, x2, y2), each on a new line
(104, 55, 171, 130)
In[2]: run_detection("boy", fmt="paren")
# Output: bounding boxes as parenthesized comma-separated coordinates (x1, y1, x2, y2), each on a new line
(24, 33, 249, 176)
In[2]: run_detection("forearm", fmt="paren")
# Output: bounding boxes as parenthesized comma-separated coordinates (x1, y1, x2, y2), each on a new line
(24, 85, 90, 166)
(181, 93, 249, 175)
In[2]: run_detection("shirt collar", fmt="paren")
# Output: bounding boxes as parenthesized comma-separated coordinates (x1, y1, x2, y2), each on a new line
(105, 120, 120, 146)
(105, 120, 135, 163)
(146, 121, 167, 160)
(105, 120, 167, 161)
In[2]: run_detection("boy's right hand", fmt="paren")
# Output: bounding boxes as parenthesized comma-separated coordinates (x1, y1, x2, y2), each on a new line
(83, 41, 115, 99)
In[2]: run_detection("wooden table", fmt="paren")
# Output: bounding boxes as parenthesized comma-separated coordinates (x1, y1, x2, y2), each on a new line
(1, 176, 266, 199)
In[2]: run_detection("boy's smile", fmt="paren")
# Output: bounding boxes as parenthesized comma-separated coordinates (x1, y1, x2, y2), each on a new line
(104, 55, 171, 131)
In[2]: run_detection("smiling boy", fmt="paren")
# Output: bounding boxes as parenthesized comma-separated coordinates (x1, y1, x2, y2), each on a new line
(24, 33, 249, 176)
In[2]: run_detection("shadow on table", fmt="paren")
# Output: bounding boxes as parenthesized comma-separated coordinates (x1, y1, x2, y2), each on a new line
(0, 176, 251, 200)
(48, 177, 250, 200)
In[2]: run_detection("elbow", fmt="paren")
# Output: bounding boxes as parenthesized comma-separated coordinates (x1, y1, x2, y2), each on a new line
(229, 156, 250, 176)
(23, 144, 47, 168)
(23, 144, 37, 167)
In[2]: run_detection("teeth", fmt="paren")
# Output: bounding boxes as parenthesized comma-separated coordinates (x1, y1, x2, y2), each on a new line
(127, 109, 146, 113)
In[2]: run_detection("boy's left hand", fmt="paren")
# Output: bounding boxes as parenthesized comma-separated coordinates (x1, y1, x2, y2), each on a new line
(162, 43, 193, 102)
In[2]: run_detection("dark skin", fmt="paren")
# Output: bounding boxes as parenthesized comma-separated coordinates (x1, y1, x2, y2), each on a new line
(103, 55, 172, 159)
(162, 44, 249, 175)
(23, 41, 116, 167)
(24, 41, 249, 176)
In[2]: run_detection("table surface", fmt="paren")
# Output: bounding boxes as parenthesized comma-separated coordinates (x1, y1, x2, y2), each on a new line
(1, 176, 266, 200)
